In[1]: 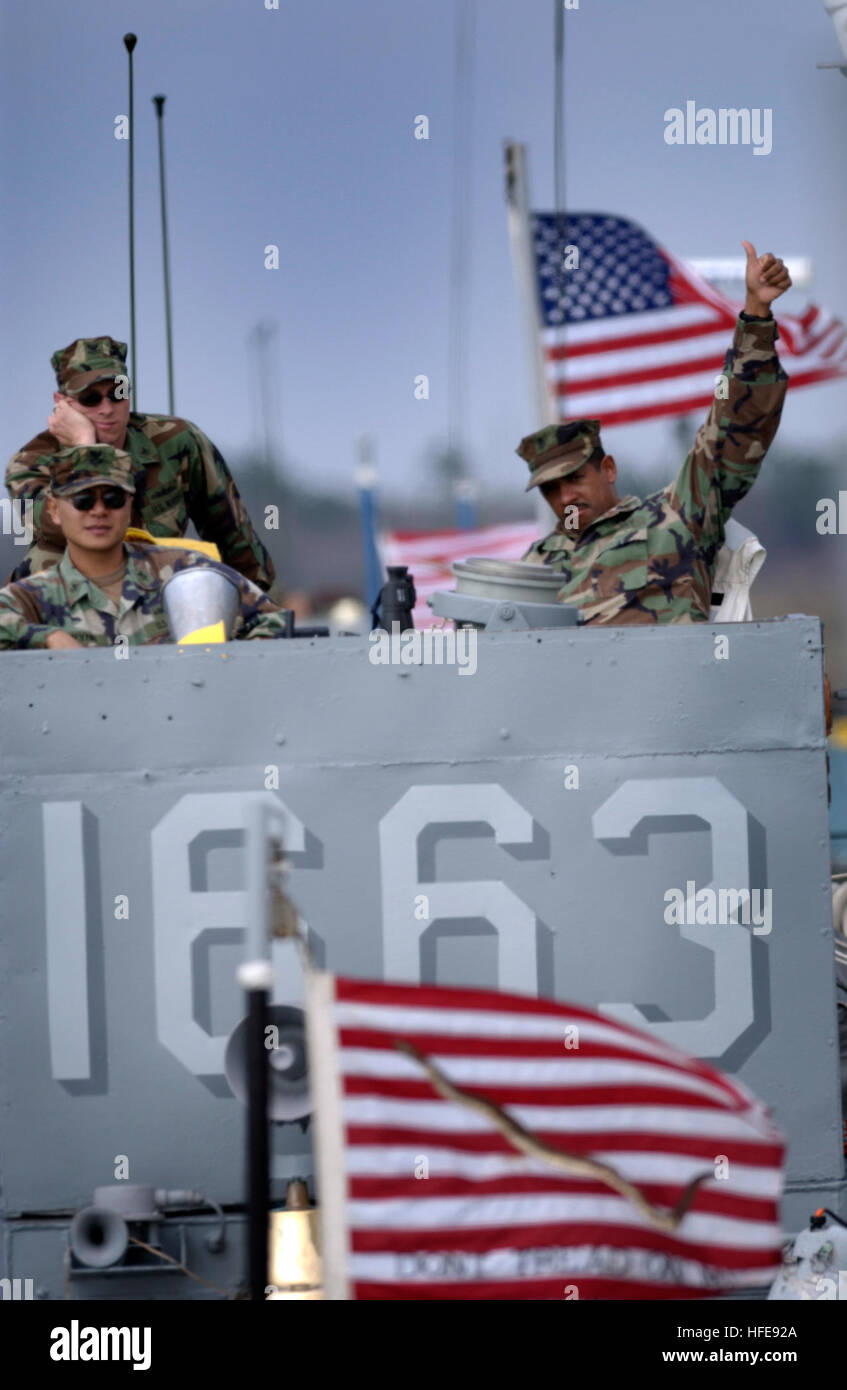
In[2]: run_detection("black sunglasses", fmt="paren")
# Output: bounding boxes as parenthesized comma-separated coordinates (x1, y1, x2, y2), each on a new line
(70, 487, 130, 512)
(75, 386, 125, 407)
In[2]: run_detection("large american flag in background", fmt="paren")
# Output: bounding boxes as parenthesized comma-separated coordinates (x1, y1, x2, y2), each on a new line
(533, 212, 847, 425)
(307, 974, 785, 1301)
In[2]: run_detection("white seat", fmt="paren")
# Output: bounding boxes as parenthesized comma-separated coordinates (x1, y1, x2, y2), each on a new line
(709, 519, 766, 622)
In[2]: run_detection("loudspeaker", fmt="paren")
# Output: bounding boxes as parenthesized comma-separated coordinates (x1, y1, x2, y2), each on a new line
(224, 1004, 311, 1123)
(69, 1206, 129, 1268)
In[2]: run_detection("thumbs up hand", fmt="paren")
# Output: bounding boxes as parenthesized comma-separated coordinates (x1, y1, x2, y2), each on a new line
(741, 241, 792, 317)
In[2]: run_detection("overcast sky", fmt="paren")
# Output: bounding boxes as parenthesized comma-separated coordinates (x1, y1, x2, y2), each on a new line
(1, 0, 845, 506)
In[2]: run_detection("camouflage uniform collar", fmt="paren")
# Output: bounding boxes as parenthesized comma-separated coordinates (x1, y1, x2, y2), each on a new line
(58, 546, 93, 604)
(584, 494, 642, 530)
(58, 541, 158, 603)
(549, 493, 642, 544)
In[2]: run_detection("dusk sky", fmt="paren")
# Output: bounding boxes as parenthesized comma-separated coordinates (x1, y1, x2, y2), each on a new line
(1, 0, 845, 507)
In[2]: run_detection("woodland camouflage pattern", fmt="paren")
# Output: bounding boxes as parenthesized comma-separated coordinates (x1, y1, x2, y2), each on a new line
(6, 416, 275, 589)
(521, 314, 788, 626)
(50, 336, 129, 395)
(49, 445, 136, 496)
(518, 418, 604, 491)
(0, 543, 289, 649)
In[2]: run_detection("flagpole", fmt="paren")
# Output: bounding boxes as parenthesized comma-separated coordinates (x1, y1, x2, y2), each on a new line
(123, 34, 138, 411)
(354, 436, 384, 614)
(447, 0, 476, 524)
(553, 0, 565, 230)
(552, 0, 567, 428)
(241, 800, 275, 1301)
(504, 144, 557, 430)
(503, 142, 557, 528)
(454, 477, 479, 530)
(153, 95, 175, 415)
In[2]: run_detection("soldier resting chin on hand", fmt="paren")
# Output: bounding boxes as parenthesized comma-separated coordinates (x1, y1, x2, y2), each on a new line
(0, 447, 291, 650)
(5, 336, 275, 590)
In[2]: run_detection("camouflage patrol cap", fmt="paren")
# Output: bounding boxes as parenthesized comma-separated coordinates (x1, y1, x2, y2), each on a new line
(517, 419, 605, 492)
(49, 446, 136, 497)
(51, 337, 129, 396)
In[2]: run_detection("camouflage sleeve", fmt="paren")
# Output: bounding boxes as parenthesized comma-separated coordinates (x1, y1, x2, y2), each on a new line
(521, 538, 549, 563)
(666, 314, 788, 548)
(234, 581, 292, 641)
(5, 438, 66, 554)
(0, 583, 54, 649)
(170, 551, 290, 640)
(183, 423, 276, 591)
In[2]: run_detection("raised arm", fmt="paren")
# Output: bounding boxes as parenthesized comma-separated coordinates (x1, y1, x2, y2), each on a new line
(665, 242, 791, 552)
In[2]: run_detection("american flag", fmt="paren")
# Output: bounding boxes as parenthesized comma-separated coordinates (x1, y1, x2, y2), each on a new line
(380, 523, 540, 629)
(306, 974, 785, 1301)
(533, 212, 847, 425)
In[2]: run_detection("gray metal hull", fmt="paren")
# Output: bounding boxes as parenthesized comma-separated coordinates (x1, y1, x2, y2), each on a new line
(1, 617, 841, 1297)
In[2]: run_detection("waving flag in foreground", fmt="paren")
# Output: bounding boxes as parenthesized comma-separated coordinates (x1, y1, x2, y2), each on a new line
(306, 974, 785, 1300)
(532, 212, 847, 426)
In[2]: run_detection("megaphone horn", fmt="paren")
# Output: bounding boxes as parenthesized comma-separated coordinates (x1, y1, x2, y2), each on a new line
(224, 1004, 311, 1123)
(69, 1206, 129, 1268)
(161, 565, 240, 644)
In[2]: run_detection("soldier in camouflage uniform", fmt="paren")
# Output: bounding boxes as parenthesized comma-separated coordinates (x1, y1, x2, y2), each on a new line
(5, 337, 275, 589)
(0, 447, 291, 650)
(520, 243, 791, 625)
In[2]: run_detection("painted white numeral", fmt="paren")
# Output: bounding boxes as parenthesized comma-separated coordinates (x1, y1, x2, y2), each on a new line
(150, 792, 306, 1076)
(592, 778, 754, 1055)
(379, 785, 540, 991)
(43, 801, 91, 1081)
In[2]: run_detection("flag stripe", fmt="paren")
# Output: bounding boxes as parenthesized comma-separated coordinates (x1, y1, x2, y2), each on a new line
(346, 1196, 779, 1248)
(347, 1276, 765, 1301)
(342, 1096, 777, 1142)
(344, 1146, 783, 1195)
(339, 1047, 739, 1103)
(336, 1005, 758, 1107)
(342, 1078, 753, 1113)
(346, 1124, 782, 1165)
(549, 333, 736, 379)
(348, 1219, 781, 1262)
(348, 1178, 778, 1222)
